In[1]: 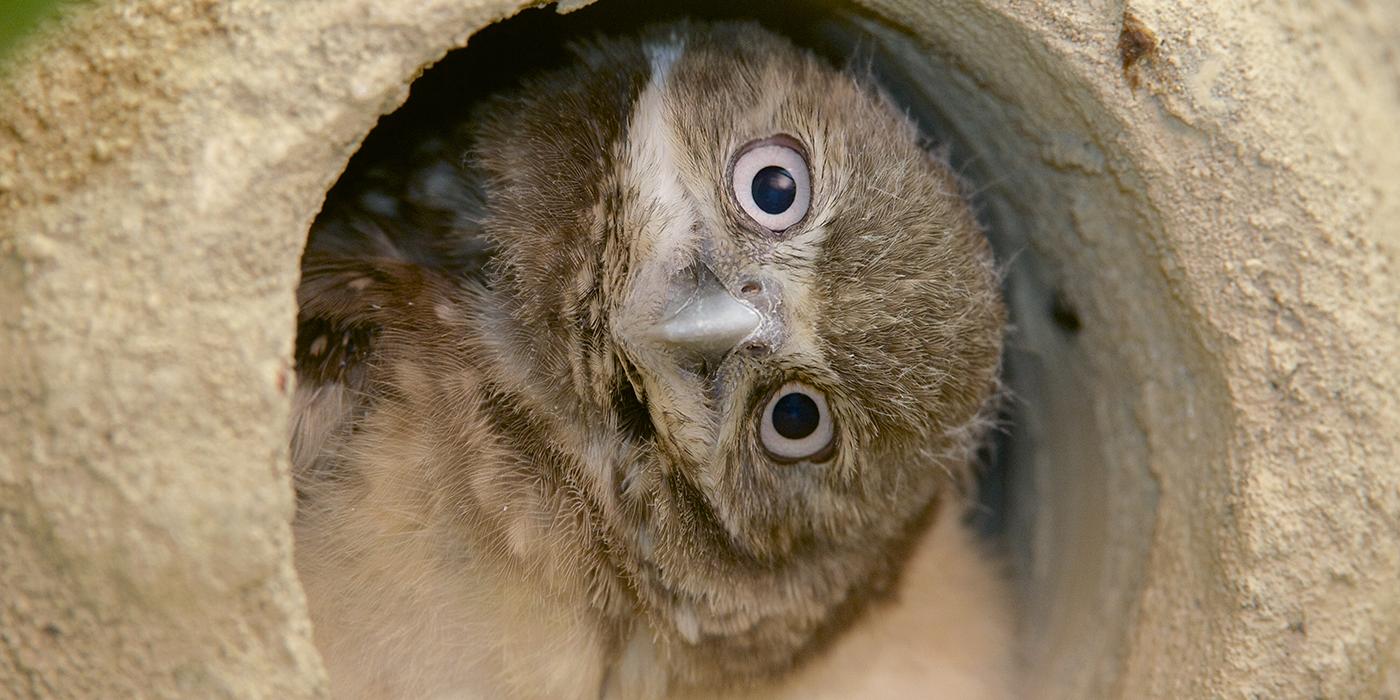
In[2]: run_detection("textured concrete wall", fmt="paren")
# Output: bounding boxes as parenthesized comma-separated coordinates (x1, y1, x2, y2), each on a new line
(844, 2, 1400, 697)
(0, 1, 1395, 698)
(0, 1, 522, 696)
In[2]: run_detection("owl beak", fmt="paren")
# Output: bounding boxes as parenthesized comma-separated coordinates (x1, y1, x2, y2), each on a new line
(649, 263, 761, 360)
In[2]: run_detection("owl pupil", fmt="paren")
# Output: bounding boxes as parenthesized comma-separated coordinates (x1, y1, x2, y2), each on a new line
(752, 166, 797, 215)
(771, 392, 819, 439)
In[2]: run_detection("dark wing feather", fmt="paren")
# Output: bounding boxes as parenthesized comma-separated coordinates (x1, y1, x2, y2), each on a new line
(291, 128, 491, 498)
(294, 133, 490, 397)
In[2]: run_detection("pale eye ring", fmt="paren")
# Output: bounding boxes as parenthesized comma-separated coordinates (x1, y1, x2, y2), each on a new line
(759, 381, 835, 463)
(731, 137, 811, 232)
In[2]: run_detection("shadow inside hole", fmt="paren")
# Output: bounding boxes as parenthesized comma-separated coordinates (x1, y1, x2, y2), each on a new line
(320, 0, 1027, 544)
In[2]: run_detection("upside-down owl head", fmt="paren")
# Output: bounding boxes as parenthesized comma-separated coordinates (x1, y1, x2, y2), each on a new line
(459, 21, 1004, 682)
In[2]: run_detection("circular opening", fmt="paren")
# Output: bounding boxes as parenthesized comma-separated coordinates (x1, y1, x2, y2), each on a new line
(297, 1, 1221, 694)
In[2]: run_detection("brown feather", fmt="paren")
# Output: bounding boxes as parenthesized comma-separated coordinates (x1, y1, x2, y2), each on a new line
(292, 21, 1010, 699)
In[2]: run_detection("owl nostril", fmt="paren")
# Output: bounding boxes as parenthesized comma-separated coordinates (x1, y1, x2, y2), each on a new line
(741, 341, 770, 357)
(739, 280, 763, 296)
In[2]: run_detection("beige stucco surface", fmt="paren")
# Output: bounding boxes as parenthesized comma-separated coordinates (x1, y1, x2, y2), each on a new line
(0, 1, 1395, 698)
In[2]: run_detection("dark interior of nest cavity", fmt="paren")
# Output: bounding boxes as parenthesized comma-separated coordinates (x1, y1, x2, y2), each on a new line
(313, 0, 1024, 538)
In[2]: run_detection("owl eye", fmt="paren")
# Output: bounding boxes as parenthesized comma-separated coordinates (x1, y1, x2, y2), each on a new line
(731, 138, 811, 232)
(759, 382, 835, 462)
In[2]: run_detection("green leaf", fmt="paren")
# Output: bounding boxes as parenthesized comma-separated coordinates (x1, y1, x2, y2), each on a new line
(1, 0, 64, 60)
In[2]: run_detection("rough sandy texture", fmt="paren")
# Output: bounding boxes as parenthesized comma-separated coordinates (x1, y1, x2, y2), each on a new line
(0, 0, 1395, 697)
(842, 2, 1400, 697)
(0, 1, 521, 697)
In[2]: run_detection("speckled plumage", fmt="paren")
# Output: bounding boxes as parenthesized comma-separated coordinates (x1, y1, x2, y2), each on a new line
(292, 21, 1011, 699)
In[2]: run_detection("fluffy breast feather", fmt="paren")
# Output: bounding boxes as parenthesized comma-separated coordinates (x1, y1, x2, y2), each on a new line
(289, 20, 1014, 699)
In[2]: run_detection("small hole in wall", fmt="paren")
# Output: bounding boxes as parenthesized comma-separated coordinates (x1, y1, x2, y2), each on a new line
(1050, 290, 1083, 335)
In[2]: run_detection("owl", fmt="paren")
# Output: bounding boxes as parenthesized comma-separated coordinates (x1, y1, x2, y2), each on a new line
(291, 20, 1012, 700)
